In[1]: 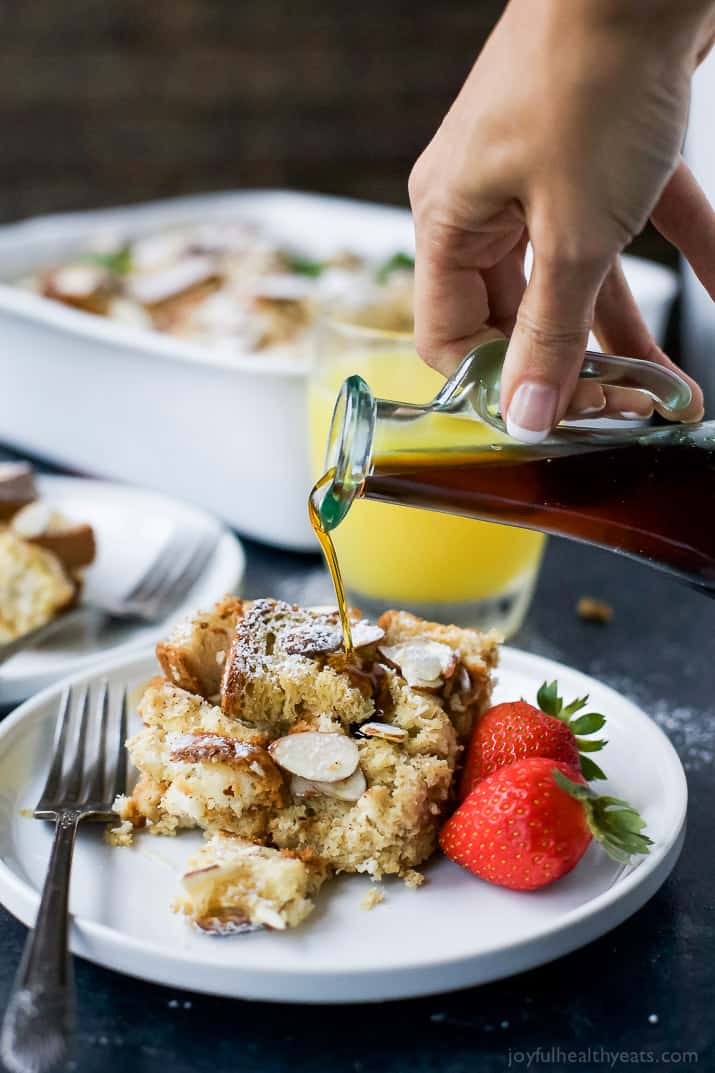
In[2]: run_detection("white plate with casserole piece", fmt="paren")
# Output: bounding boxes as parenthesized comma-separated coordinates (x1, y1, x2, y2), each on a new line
(0, 475, 244, 705)
(0, 646, 686, 1002)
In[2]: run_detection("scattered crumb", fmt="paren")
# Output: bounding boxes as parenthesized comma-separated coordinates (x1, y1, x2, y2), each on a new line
(360, 886, 385, 911)
(577, 596, 614, 624)
(402, 869, 425, 889)
(19, 808, 32, 818)
(104, 819, 135, 847)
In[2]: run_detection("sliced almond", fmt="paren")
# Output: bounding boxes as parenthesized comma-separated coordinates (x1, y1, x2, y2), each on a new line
(128, 256, 217, 306)
(182, 860, 254, 901)
(281, 620, 341, 657)
(378, 640, 458, 689)
(49, 264, 108, 300)
(269, 731, 358, 782)
(289, 774, 323, 798)
(357, 721, 408, 744)
(318, 767, 367, 801)
(290, 766, 367, 802)
(193, 910, 261, 936)
(281, 617, 382, 657)
(350, 621, 385, 649)
(182, 863, 222, 897)
(253, 905, 287, 930)
(30, 524, 96, 571)
(10, 501, 53, 539)
(409, 678, 444, 693)
(456, 665, 471, 692)
(130, 232, 187, 273)
(107, 297, 154, 329)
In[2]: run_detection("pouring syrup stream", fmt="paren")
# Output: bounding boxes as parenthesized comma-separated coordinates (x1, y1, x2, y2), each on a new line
(309, 470, 354, 655)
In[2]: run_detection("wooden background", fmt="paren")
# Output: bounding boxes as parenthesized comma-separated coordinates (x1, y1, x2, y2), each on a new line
(0, 0, 671, 266)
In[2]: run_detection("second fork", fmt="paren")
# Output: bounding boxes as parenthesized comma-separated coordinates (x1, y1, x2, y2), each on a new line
(0, 525, 219, 668)
(0, 681, 127, 1073)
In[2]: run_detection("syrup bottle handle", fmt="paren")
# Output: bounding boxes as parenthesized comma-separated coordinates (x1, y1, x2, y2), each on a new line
(447, 339, 694, 434)
(575, 351, 692, 416)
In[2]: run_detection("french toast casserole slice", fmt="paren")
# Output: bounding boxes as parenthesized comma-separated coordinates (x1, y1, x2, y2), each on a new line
(0, 463, 96, 641)
(112, 598, 499, 932)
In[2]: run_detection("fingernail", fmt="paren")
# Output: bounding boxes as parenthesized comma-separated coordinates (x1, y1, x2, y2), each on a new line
(506, 381, 559, 443)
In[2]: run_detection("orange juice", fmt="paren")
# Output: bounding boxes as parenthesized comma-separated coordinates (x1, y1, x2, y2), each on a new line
(308, 348, 545, 613)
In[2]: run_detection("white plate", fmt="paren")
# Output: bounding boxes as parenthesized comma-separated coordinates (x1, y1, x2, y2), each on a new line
(0, 475, 245, 705)
(0, 645, 686, 1002)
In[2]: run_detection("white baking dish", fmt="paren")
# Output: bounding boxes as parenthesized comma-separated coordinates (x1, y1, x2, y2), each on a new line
(0, 190, 678, 551)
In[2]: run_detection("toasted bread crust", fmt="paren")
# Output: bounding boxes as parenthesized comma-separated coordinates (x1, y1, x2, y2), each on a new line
(30, 523, 96, 571)
(157, 595, 244, 697)
(220, 598, 287, 718)
(168, 732, 268, 766)
(220, 599, 375, 731)
(0, 462, 36, 521)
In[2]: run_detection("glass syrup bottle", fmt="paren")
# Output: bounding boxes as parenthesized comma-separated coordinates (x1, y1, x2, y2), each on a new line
(310, 339, 715, 620)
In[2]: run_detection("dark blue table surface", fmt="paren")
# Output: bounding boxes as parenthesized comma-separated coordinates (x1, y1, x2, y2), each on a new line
(0, 449, 712, 1073)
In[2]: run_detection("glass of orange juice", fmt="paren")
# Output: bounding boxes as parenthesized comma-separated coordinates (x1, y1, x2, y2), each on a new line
(308, 314, 546, 637)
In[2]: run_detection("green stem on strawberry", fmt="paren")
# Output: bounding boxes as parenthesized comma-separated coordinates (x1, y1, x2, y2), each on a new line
(537, 680, 607, 780)
(552, 769, 653, 864)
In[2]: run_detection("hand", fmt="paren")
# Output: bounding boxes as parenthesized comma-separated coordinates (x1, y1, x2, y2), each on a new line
(409, 0, 715, 441)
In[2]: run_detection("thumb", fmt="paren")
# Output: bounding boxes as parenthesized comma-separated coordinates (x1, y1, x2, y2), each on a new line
(500, 254, 608, 443)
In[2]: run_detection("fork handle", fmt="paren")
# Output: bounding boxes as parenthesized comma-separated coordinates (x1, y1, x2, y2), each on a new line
(1, 812, 79, 1073)
(0, 606, 99, 668)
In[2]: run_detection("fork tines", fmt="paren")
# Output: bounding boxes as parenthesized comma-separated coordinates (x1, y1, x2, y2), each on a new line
(122, 525, 219, 620)
(35, 682, 128, 820)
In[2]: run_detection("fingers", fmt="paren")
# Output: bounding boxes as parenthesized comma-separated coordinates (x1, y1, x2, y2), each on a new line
(500, 253, 608, 442)
(651, 158, 715, 301)
(411, 220, 499, 378)
(594, 258, 704, 422)
(409, 155, 529, 377)
(562, 381, 607, 420)
(599, 386, 654, 420)
(482, 237, 528, 336)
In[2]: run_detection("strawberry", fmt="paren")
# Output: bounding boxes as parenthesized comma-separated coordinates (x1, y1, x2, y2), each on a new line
(458, 680, 607, 799)
(441, 757, 652, 890)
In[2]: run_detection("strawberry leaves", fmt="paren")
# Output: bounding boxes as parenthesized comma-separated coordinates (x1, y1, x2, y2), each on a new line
(569, 712, 606, 736)
(575, 756, 607, 782)
(537, 680, 607, 781)
(552, 769, 653, 864)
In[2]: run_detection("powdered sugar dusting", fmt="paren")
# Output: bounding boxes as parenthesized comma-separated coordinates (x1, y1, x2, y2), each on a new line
(282, 620, 342, 657)
(593, 671, 712, 773)
(648, 701, 713, 772)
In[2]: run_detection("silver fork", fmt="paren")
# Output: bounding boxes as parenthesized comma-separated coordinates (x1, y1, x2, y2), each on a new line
(1, 682, 128, 1073)
(0, 525, 219, 667)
